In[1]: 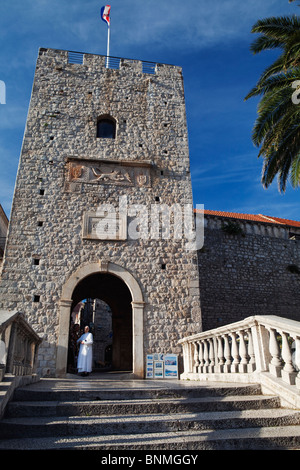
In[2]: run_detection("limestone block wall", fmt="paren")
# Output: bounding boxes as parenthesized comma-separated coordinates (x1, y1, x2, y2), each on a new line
(0, 205, 8, 271)
(199, 217, 300, 331)
(0, 48, 202, 376)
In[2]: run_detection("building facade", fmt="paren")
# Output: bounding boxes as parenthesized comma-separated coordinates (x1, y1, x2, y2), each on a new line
(0, 48, 202, 378)
(0, 205, 8, 271)
(198, 211, 300, 331)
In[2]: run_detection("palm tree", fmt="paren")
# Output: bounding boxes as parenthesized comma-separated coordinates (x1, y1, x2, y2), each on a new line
(245, 14, 300, 192)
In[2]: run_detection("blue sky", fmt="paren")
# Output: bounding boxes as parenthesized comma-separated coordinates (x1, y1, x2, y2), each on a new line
(0, 0, 299, 220)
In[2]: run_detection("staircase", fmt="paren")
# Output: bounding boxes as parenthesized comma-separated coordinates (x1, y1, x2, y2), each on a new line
(1, 379, 300, 450)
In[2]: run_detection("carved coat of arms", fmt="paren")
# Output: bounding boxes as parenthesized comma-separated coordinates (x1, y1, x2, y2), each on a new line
(66, 159, 151, 190)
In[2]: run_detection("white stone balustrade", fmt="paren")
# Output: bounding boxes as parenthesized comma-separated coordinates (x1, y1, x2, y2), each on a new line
(179, 315, 300, 394)
(0, 310, 42, 381)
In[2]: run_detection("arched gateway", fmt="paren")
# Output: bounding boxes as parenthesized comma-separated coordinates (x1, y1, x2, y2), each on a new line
(56, 262, 144, 378)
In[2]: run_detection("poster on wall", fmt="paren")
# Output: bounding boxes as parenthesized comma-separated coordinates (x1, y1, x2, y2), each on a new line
(154, 360, 164, 378)
(146, 353, 178, 379)
(164, 354, 178, 378)
(146, 355, 154, 378)
(153, 353, 164, 361)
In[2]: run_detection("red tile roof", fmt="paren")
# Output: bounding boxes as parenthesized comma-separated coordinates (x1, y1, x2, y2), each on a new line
(194, 209, 300, 228)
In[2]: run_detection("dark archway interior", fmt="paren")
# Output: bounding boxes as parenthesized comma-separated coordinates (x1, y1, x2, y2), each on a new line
(70, 273, 133, 372)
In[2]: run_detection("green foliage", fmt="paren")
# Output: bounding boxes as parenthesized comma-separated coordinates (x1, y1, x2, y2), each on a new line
(245, 14, 300, 192)
(221, 220, 245, 236)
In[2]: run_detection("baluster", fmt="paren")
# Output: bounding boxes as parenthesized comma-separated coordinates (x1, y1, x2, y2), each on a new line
(268, 328, 282, 378)
(203, 339, 209, 373)
(223, 334, 232, 373)
(188, 341, 194, 373)
(230, 332, 239, 373)
(217, 336, 225, 373)
(213, 337, 219, 369)
(238, 330, 248, 373)
(181, 342, 189, 375)
(208, 339, 215, 373)
(247, 328, 256, 372)
(198, 341, 204, 374)
(185, 342, 193, 374)
(281, 331, 297, 385)
(181, 342, 188, 375)
(294, 337, 300, 390)
(193, 341, 199, 373)
(25, 337, 31, 374)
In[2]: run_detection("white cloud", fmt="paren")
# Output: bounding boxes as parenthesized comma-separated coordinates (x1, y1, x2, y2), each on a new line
(109, 0, 297, 51)
(1, 0, 295, 54)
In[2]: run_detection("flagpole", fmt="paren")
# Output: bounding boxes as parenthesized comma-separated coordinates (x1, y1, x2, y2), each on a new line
(101, 5, 111, 68)
(106, 23, 110, 68)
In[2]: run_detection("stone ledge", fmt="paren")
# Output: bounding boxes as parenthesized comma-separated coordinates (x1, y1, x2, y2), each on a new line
(180, 371, 300, 410)
(0, 374, 40, 419)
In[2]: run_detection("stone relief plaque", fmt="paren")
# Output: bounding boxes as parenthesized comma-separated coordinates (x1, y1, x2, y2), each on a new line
(65, 158, 151, 192)
(83, 210, 127, 241)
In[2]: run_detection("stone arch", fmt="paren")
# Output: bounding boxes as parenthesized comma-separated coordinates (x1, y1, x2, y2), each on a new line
(56, 261, 144, 378)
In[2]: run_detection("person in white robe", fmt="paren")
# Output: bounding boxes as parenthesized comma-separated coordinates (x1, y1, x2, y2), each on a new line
(77, 326, 93, 375)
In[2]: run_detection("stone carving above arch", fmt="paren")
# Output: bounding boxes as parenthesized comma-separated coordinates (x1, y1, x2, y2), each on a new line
(64, 157, 152, 193)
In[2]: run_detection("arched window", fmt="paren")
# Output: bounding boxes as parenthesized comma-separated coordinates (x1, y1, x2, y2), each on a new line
(97, 117, 116, 139)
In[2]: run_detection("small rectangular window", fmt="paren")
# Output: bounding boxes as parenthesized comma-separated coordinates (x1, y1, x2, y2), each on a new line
(33, 295, 40, 303)
(97, 118, 116, 139)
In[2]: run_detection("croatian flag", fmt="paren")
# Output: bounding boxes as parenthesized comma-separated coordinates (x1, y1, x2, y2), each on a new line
(101, 5, 111, 26)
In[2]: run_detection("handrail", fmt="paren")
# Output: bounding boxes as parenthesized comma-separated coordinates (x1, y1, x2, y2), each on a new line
(67, 50, 158, 74)
(179, 315, 300, 406)
(0, 311, 42, 382)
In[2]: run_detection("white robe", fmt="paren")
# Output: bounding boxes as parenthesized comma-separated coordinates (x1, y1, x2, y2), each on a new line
(77, 332, 93, 373)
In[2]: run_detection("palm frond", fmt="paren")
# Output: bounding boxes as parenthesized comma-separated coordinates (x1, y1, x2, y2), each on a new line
(291, 154, 300, 187)
(245, 64, 300, 101)
(283, 33, 300, 68)
(247, 14, 300, 192)
(252, 86, 295, 146)
(278, 154, 293, 192)
(251, 16, 300, 40)
(261, 124, 300, 190)
(250, 35, 284, 54)
(257, 106, 300, 155)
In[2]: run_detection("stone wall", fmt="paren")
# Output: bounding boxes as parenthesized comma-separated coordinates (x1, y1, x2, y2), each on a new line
(199, 216, 300, 331)
(0, 205, 8, 270)
(0, 48, 202, 377)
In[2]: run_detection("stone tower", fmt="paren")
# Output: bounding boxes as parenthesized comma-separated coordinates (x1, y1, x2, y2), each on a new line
(0, 48, 202, 377)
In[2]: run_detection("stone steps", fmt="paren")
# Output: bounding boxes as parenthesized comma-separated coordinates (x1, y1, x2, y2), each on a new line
(2, 425, 300, 451)
(11, 382, 262, 402)
(2, 407, 300, 440)
(5, 394, 281, 418)
(1, 381, 300, 450)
